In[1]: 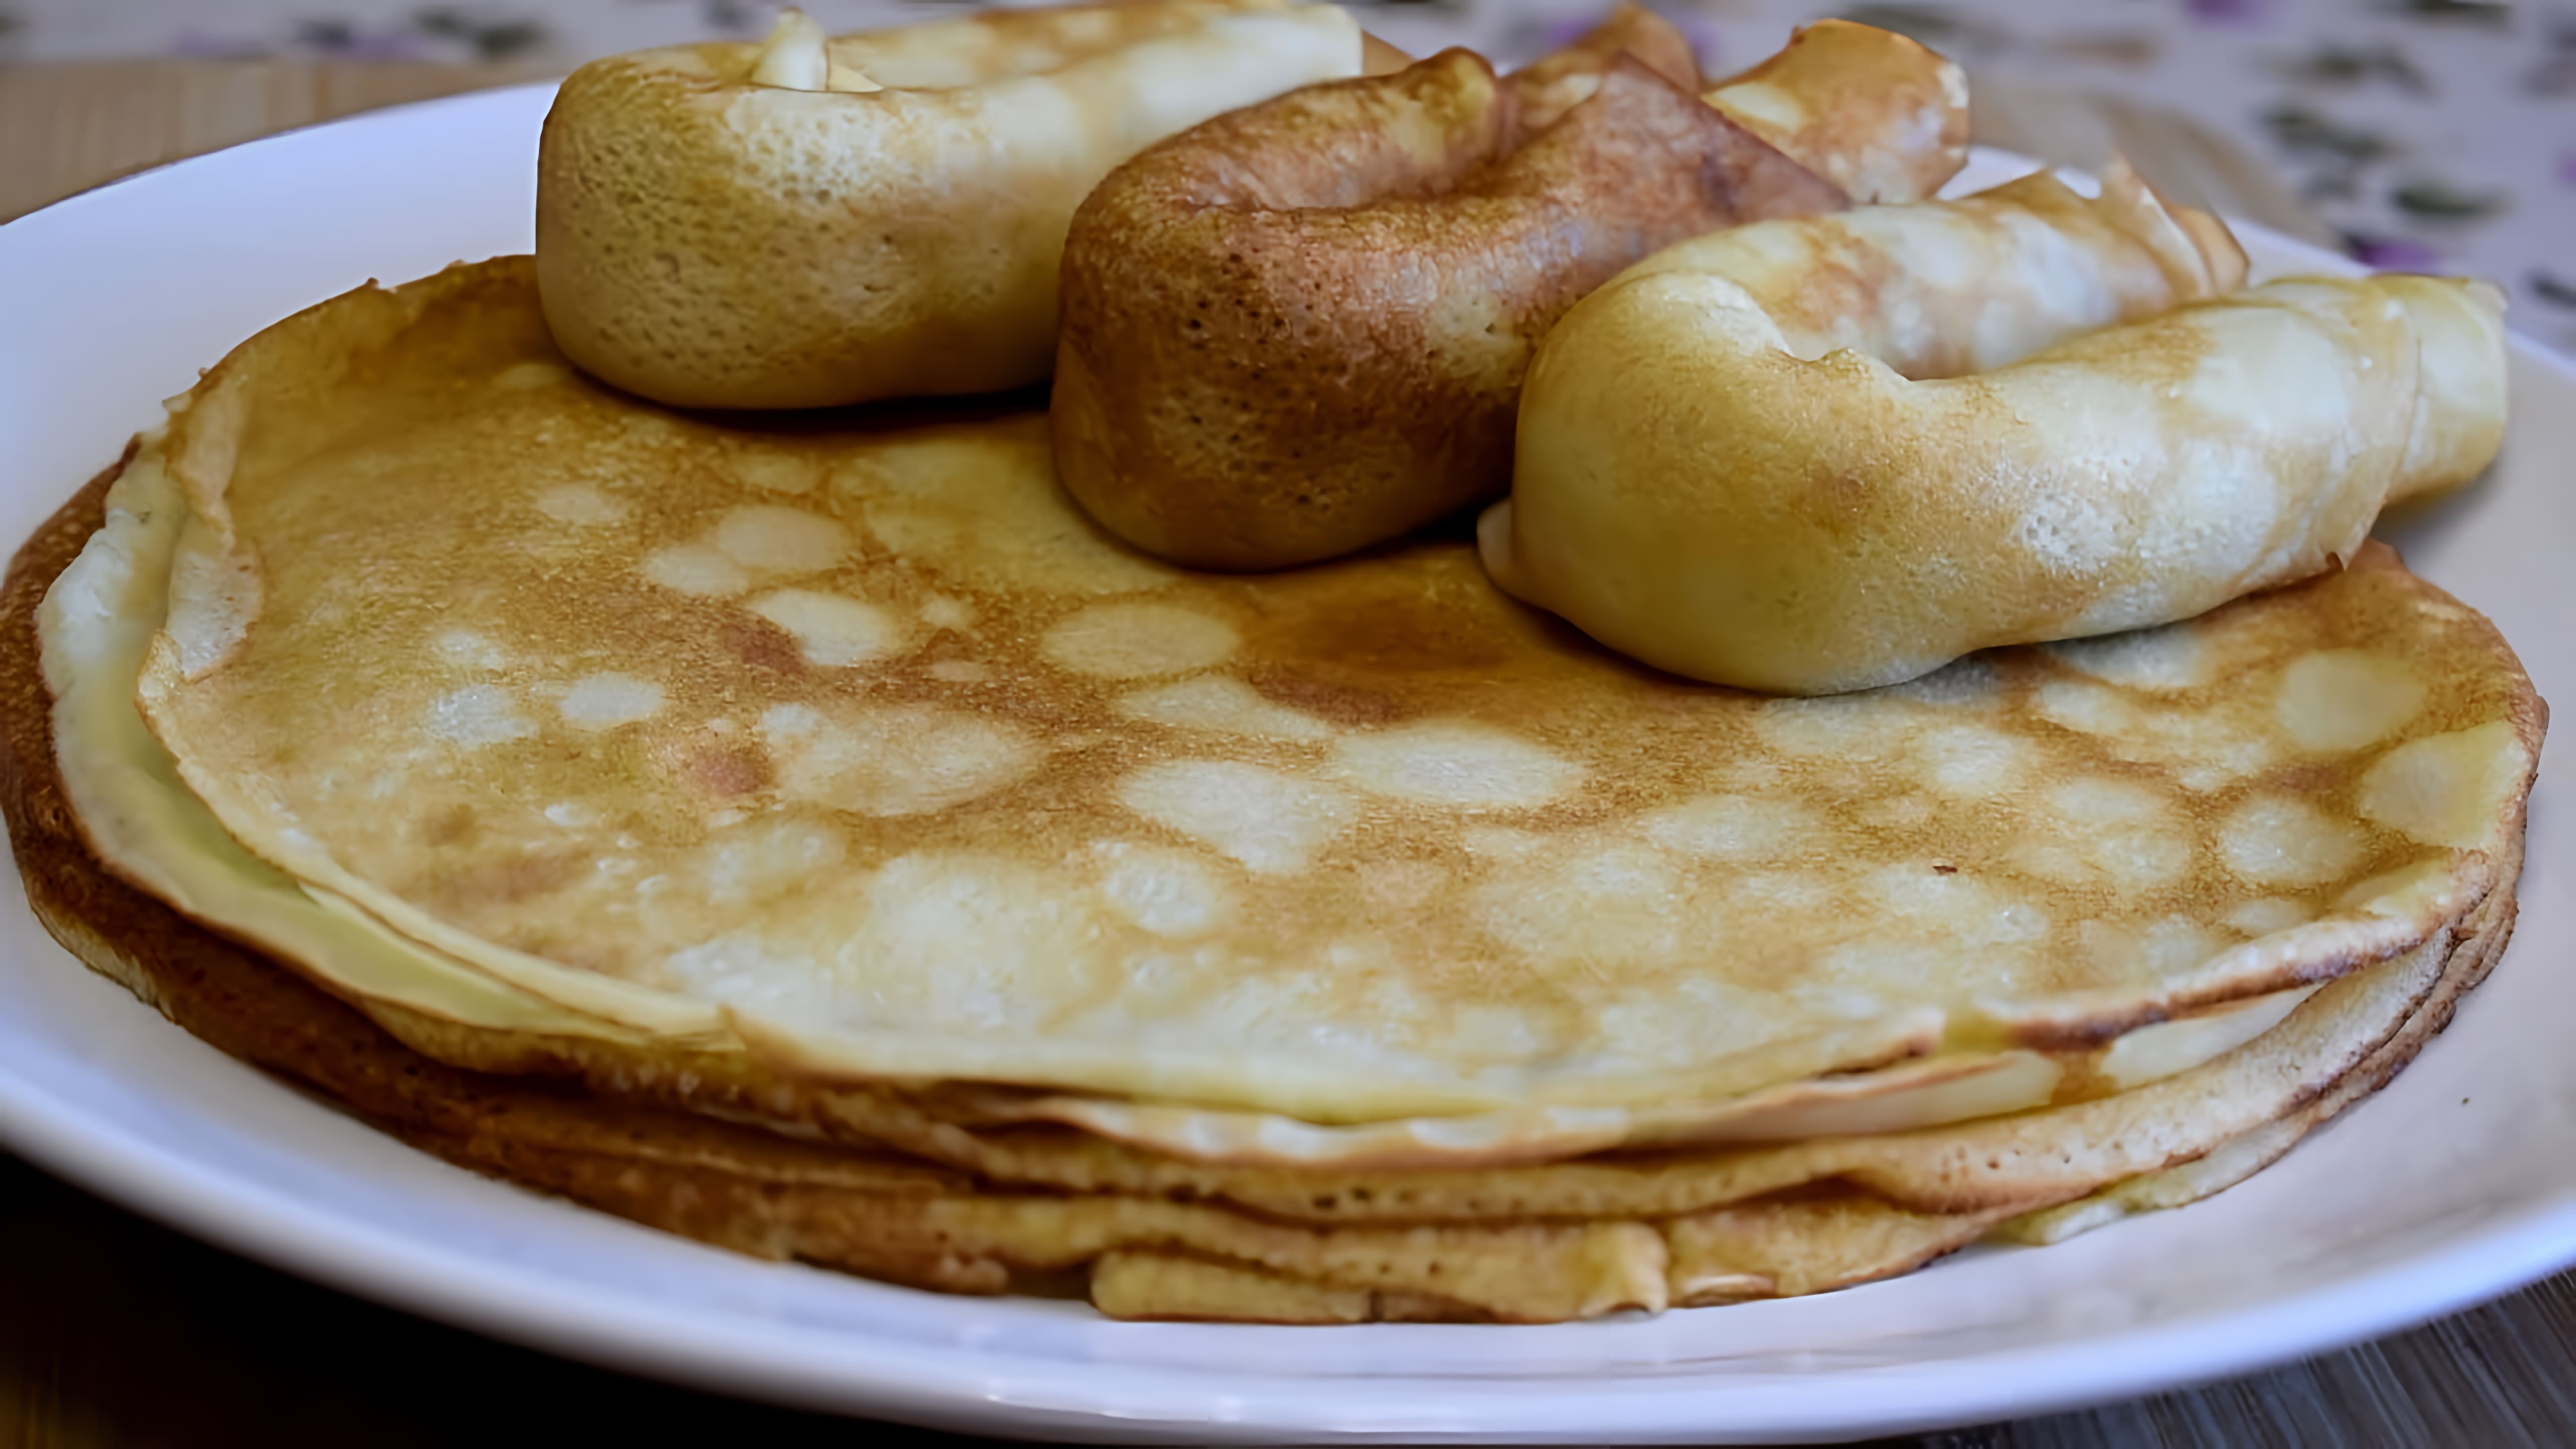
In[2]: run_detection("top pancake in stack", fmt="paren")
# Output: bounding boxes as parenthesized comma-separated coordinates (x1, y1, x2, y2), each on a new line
(7, 257, 2540, 1320)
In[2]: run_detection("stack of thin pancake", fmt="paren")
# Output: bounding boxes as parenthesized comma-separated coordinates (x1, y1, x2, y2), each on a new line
(5, 260, 2541, 1322)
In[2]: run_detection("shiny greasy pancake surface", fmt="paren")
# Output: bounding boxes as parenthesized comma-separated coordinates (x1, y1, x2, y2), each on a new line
(132, 260, 2539, 1119)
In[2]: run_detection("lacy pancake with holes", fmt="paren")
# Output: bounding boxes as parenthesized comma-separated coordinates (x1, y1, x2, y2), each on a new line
(99, 260, 2543, 1119)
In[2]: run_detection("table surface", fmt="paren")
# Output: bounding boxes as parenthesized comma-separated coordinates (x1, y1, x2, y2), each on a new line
(3, 58, 2569, 1449)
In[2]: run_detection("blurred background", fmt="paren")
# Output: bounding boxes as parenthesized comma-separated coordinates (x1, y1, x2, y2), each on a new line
(1, 1, 2570, 331)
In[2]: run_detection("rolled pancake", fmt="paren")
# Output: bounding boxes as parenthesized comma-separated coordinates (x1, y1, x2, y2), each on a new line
(1485, 170, 2508, 695)
(1050, 8, 1855, 571)
(86, 260, 2539, 1133)
(534, 0, 1362, 409)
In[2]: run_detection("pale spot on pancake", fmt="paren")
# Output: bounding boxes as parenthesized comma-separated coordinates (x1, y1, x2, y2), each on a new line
(1753, 696, 1917, 758)
(2011, 842, 2083, 884)
(434, 629, 508, 671)
(2013, 480, 2122, 578)
(692, 816, 846, 906)
(1117, 676, 1332, 742)
(1462, 826, 1545, 860)
(425, 684, 533, 748)
(2220, 795, 2364, 886)
(1594, 977, 1772, 1073)
(713, 505, 846, 574)
(1424, 286, 1521, 390)
(1443, 1004, 1554, 1062)
(642, 542, 750, 597)
(1864, 864, 2046, 945)
(2278, 651, 2425, 753)
(920, 594, 977, 632)
(823, 853, 1111, 1027)
(2332, 858, 2454, 914)
(2357, 720, 2526, 849)
(1861, 794, 1936, 831)
(1910, 724, 2028, 795)
(849, 853, 1100, 1017)
(1116, 761, 1356, 873)
(733, 450, 821, 496)
(2036, 679, 2135, 737)
(747, 588, 904, 667)
(1643, 795, 1814, 861)
(1332, 721, 1581, 809)
(2224, 898, 2310, 936)
(859, 505, 963, 561)
(1094, 842, 1233, 938)
(1478, 844, 1685, 968)
(2016, 779, 2190, 892)
(927, 660, 990, 684)
(2139, 917, 2225, 976)
(663, 933, 813, 1010)
(2079, 916, 2226, 982)
(1044, 602, 1238, 679)
(1728, 870, 1831, 915)
(1814, 938, 1950, 994)
(1358, 858, 1448, 912)
(2137, 709, 2277, 791)
(492, 361, 570, 390)
(533, 483, 628, 528)
(762, 702, 1034, 816)
(851, 432, 1178, 594)
(557, 672, 665, 730)
(2050, 778, 2164, 831)
(2048, 624, 2208, 691)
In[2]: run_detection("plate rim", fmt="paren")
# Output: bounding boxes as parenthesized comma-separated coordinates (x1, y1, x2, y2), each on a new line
(3, 80, 2573, 1444)
(9, 1027, 2576, 1443)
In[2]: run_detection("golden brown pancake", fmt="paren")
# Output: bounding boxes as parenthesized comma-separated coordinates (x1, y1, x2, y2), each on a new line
(0, 528, 2516, 1319)
(65, 261, 2538, 1132)
(7, 258, 2539, 1321)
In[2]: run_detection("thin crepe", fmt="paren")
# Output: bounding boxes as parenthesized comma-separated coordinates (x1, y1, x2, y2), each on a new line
(110, 260, 2541, 1124)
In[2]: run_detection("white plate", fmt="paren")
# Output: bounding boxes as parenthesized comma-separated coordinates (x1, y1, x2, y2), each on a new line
(1, 86, 2570, 1445)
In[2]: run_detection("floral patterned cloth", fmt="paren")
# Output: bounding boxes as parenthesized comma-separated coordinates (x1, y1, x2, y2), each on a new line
(7, 0, 2569, 351)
